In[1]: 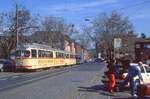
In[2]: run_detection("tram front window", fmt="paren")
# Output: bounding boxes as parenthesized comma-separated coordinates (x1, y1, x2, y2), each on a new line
(16, 50, 30, 58)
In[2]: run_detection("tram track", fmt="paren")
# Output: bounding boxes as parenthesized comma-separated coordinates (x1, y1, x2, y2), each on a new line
(0, 65, 79, 92)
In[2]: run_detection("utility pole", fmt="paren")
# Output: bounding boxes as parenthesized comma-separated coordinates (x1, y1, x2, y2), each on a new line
(15, 0, 19, 48)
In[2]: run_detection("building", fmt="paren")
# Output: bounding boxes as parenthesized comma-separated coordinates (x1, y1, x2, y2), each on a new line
(75, 42, 93, 62)
(135, 38, 150, 64)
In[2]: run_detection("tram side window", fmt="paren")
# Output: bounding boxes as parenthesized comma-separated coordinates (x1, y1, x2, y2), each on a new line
(62, 53, 65, 58)
(49, 51, 53, 58)
(31, 49, 37, 58)
(45, 51, 49, 57)
(38, 50, 42, 57)
(60, 53, 63, 58)
(61, 53, 64, 58)
(45, 51, 53, 58)
(38, 50, 51, 58)
(70, 55, 73, 58)
(66, 54, 69, 58)
(59, 53, 62, 58)
(16, 50, 30, 58)
(73, 55, 75, 58)
(56, 52, 62, 58)
(56, 52, 58, 58)
(56, 52, 59, 58)
(70, 55, 72, 58)
(59, 53, 61, 58)
(24, 51, 30, 57)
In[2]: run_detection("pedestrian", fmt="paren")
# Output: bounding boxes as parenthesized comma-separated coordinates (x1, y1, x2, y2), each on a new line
(120, 61, 144, 98)
(106, 60, 116, 93)
(115, 60, 123, 78)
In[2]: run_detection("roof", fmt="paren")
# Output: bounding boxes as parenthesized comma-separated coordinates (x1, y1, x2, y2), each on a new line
(136, 38, 150, 43)
(17, 43, 75, 54)
(130, 63, 149, 67)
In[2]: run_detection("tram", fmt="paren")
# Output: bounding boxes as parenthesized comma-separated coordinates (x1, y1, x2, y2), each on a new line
(15, 43, 76, 70)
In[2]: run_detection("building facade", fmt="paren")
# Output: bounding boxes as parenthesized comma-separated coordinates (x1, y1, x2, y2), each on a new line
(135, 38, 150, 64)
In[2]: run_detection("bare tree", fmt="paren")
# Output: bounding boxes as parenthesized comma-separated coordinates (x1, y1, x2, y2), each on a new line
(0, 6, 39, 58)
(30, 16, 73, 48)
(79, 25, 93, 49)
(41, 16, 70, 34)
(141, 33, 146, 38)
(0, 14, 3, 32)
(88, 11, 135, 60)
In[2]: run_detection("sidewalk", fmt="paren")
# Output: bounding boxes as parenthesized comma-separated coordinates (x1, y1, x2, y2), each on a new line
(77, 67, 131, 99)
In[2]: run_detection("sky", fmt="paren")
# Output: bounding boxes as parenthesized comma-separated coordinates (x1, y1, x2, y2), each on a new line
(0, 0, 150, 37)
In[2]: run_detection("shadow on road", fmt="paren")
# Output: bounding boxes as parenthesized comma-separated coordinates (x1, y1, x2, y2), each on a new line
(78, 84, 144, 98)
(78, 85, 150, 99)
(78, 84, 117, 96)
(78, 85, 104, 92)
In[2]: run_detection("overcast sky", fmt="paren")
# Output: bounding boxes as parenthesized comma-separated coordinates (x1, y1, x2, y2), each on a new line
(0, 0, 150, 37)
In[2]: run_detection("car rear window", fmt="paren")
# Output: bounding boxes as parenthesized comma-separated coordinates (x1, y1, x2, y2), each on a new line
(145, 66, 150, 73)
(141, 66, 145, 73)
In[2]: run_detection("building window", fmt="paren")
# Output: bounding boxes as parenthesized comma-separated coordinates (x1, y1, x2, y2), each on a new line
(144, 44, 150, 48)
(136, 44, 140, 48)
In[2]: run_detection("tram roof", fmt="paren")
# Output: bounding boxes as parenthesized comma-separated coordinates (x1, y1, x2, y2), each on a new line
(17, 43, 75, 54)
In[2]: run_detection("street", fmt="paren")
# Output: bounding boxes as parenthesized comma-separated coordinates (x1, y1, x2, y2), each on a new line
(0, 62, 138, 99)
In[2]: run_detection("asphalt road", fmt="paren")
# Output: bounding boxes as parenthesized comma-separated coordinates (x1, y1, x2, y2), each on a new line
(0, 62, 148, 99)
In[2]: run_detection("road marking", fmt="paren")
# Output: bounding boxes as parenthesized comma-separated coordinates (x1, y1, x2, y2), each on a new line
(0, 69, 69, 91)
(0, 65, 78, 91)
(0, 78, 8, 81)
(11, 76, 19, 79)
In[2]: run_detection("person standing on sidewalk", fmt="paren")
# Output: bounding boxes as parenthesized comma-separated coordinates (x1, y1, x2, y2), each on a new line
(121, 61, 144, 97)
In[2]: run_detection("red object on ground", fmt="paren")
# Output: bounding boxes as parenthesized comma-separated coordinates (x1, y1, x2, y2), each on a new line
(137, 84, 150, 97)
(108, 73, 116, 93)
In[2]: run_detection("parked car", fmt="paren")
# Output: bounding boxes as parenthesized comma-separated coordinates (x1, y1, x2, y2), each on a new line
(0, 59, 16, 72)
(101, 63, 150, 88)
(94, 58, 104, 63)
(122, 63, 150, 85)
